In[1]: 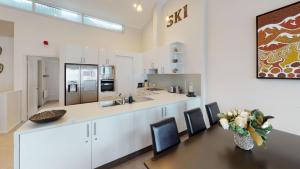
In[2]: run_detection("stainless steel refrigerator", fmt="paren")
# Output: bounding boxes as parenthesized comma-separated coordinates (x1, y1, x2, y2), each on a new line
(65, 64, 98, 106)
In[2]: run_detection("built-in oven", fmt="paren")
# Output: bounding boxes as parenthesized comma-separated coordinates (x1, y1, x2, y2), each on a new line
(100, 79, 115, 92)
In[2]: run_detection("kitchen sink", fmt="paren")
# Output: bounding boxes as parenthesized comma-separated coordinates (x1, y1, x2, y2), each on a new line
(100, 96, 153, 107)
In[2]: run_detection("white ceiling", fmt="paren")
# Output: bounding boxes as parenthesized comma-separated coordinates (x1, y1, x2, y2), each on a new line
(38, 0, 161, 29)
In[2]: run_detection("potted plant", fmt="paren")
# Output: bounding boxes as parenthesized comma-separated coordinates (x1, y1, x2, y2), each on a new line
(218, 109, 274, 150)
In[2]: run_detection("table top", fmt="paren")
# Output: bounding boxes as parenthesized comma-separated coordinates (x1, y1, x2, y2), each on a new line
(144, 125, 300, 169)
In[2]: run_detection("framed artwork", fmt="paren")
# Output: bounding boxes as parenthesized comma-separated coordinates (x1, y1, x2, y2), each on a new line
(257, 2, 300, 79)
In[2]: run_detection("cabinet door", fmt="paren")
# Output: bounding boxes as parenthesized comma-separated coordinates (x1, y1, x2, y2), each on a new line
(132, 107, 163, 151)
(20, 122, 92, 169)
(165, 102, 187, 133)
(63, 45, 83, 64)
(157, 46, 171, 74)
(98, 48, 107, 65)
(186, 98, 201, 110)
(83, 47, 99, 64)
(92, 113, 134, 168)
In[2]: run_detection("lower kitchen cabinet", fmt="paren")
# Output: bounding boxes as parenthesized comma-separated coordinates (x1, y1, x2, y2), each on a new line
(132, 107, 163, 151)
(164, 102, 187, 133)
(19, 122, 92, 169)
(17, 99, 201, 169)
(92, 113, 134, 168)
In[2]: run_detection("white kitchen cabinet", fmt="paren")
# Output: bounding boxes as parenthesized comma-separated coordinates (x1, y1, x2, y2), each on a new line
(91, 113, 134, 168)
(19, 122, 92, 169)
(143, 42, 185, 74)
(83, 47, 99, 64)
(186, 98, 201, 110)
(63, 45, 83, 64)
(98, 48, 115, 65)
(132, 107, 163, 151)
(164, 102, 187, 133)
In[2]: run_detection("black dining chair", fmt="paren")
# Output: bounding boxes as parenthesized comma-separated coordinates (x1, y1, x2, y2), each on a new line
(184, 108, 207, 137)
(150, 117, 180, 155)
(205, 102, 220, 126)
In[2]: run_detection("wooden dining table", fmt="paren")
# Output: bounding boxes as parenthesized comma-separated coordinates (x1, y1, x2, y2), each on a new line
(144, 125, 300, 169)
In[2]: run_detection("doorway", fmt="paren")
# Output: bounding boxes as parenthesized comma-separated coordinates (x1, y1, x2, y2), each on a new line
(27, 56, 59, 118)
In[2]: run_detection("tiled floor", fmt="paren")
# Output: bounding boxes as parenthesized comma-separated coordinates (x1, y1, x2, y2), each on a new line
(0, 126, 187, 169)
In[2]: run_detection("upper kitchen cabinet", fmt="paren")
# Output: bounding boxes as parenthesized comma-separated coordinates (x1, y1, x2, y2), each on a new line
(61, 45, 99, 64)
(143, 42, 185, 75)
(62, 45, 83, 64)
(83, 47, 99, 64)
(98, 48, 116, 65)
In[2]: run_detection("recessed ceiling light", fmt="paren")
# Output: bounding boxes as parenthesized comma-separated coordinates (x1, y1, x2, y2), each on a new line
(133, 1, 143, 12)
(136, 4, 143, 12)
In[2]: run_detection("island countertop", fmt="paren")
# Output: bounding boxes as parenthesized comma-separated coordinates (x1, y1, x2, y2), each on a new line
(15, 91, 201, 135)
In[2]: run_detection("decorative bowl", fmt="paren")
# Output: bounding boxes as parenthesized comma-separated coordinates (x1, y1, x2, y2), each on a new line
(29, 110, 66, 123)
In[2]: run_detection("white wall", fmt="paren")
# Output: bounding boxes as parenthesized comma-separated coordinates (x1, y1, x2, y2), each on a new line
(142, 0, 209, 125)
(0, 36, 13, 92)
(0, 6, 142, 120)
(207, 0, 300, 135)
(142, 0, 206, 74)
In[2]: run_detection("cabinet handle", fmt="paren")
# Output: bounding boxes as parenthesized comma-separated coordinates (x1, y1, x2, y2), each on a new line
(161, 108, 164, 117)
(93, 123, 96, 136)
(86, 124, 90, 137)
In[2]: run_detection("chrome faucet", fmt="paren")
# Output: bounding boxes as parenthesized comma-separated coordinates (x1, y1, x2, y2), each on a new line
(118, 93, 126, 104)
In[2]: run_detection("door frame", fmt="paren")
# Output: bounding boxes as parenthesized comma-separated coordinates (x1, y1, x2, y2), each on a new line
(26, 55, 59, 119)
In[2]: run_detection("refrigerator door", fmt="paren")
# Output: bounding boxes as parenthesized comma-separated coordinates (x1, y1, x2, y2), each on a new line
(80, 65, 98, 103)
(65, 64, 81, 105)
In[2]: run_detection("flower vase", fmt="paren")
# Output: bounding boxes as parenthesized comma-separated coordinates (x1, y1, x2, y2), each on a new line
(233, 133, 254, 151)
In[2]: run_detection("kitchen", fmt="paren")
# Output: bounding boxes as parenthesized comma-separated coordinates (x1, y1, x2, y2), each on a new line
(0, 0, 204, 169)
(1, 0, 299, 169)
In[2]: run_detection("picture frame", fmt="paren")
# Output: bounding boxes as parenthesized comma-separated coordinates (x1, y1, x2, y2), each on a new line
(256, 2, 300, 80)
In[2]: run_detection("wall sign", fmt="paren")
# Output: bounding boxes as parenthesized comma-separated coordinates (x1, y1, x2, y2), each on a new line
(257, 2, 300, 79)
(166, 4, 188, 28)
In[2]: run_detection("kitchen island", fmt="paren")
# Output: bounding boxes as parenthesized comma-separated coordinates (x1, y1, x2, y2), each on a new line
(14, 91, 201, 169)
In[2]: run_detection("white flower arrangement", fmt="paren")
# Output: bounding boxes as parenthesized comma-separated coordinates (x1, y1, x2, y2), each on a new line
(218, 109, 274, 146)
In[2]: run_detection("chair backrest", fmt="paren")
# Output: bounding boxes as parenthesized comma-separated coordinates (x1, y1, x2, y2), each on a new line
(205, 102, 220, 126)
(150, 117, 180, 155)
(184, 108, 207, 137)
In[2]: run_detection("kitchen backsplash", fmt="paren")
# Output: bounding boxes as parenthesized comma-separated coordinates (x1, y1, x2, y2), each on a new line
(148, 74, 201, 96)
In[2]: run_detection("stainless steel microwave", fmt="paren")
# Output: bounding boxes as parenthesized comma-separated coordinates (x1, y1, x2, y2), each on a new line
(99, 65, 115, 80)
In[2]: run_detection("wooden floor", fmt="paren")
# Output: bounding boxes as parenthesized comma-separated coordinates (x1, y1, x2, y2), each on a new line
(0, 127, 187, 169)
(0, 128, 15, 169)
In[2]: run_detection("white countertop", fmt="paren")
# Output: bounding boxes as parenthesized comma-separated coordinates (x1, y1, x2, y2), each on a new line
(15, 91, 200, 135)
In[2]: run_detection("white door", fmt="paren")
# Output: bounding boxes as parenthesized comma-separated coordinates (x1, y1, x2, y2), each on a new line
(20, 122, 92, 169)
(27, 57, 38, 118)
(92, 113, 134, 168)
(83, 47, 99, 64)
(115, 55, 135, 95)
(165, 102, 187, 133)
